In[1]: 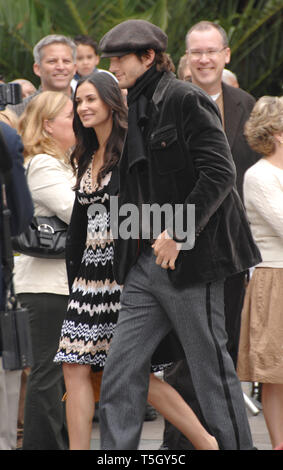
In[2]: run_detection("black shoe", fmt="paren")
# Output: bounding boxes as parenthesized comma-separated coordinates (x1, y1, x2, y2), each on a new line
(159, 443, 170, 450)
(144, 404, 158, 421)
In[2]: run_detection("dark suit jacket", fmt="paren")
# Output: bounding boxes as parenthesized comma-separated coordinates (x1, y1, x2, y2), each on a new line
(0, 122, 33, 332)
(222, 83, 259, 200)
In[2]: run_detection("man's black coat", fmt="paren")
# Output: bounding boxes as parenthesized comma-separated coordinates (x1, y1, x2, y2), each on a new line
(113, 72, 261, 287)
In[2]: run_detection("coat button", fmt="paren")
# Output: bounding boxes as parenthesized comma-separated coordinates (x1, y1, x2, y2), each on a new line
(161, 141, 167, 148)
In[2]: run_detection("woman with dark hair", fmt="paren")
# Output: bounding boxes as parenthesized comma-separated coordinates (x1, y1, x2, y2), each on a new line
(54, 72, 218, 450)
(54, 72, 126, 448)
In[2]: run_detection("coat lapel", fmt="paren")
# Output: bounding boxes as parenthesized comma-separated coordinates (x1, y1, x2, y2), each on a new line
(222, 83, 244, 150)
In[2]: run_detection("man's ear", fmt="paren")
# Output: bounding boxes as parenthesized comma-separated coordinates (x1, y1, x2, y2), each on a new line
(33, 62, 41, 78)
(43, 119, 53, 135)
(142, 49, 156, 68)
(225, 47, 231, 65)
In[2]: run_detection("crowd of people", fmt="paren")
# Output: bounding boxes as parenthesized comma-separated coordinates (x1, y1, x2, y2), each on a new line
(0, 18, 282, 452)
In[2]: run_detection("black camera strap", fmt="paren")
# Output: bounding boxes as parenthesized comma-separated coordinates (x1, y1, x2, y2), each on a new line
(0, 171, 15, 292)
(0, 127, 15, 292)
(0, 126, 12, 175)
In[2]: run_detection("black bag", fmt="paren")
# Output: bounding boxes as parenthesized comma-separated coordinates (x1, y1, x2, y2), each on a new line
(0, 172, 33, 370)
(0, 290, 33, 370)
(11, 158, 68, 259)
(12, 215, 68, 259)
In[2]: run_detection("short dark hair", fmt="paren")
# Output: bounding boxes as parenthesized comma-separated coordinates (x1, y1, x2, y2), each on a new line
(73, 35, 99, 55)
(186, 21, 229, 49)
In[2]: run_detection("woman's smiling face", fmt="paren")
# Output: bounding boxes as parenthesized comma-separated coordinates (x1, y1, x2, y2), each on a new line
(75, 81, 112, 130)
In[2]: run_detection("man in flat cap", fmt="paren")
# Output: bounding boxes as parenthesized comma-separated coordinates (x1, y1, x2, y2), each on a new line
(98, 19, 260, 450)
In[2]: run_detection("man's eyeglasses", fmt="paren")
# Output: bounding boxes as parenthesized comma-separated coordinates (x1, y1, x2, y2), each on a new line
(188, 47, 227, 59)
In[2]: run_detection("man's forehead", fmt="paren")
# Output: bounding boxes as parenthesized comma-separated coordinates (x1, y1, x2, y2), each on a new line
(41, 42, 74, 59)
(187, 28, 223, 46)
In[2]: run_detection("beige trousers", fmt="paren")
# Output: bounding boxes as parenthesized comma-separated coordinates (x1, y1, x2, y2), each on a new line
(0, 358, 21, 450)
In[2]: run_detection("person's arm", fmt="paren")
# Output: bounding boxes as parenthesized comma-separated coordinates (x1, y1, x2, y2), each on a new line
(153, 91, 236, 269)
(27, 154, 75, 224)
(65, 194, 87, 291)
(244, 167, 283, 238)
(180, 91, 236, 234)
(0, 123, 33, 236)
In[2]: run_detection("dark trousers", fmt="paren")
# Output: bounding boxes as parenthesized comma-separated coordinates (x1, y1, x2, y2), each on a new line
(100, 251, 252, 450)
(18, 293, 69, 450)
(163, 271, 247, 449)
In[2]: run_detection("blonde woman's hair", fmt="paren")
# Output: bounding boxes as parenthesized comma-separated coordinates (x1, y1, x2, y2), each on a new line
(18, 91, 70, 160)
(244, 96, 283, 156)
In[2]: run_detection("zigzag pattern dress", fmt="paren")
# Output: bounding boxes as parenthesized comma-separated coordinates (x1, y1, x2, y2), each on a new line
(54, 167, 122, 370)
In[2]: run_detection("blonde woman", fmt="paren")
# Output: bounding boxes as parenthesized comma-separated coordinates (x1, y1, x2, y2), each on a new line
(237, 96, 283, 450)
(14, 91, 76, 450)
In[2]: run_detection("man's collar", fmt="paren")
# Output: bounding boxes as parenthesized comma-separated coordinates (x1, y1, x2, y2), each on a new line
(152, 72, 175, 107)
(40, 84, 74, 98)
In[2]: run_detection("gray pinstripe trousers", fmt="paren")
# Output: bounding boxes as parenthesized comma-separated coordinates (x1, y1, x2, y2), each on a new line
(100, 248, 253, 450)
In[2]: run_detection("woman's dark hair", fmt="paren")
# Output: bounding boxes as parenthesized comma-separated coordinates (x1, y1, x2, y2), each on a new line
(71, 72, 128, 189)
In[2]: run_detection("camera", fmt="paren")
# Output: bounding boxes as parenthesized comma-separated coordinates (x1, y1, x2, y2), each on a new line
(0, 83, 22, 110)
(0, 83, 23, 174)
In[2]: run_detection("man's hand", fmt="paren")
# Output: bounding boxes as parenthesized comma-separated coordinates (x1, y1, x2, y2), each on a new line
(152, 230, 181, 270)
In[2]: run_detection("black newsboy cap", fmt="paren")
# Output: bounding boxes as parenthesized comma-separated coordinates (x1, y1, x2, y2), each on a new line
(99, 19, 168, 58)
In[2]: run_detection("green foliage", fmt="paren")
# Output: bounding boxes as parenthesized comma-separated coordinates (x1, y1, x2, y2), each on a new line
(0, 0, 52, 83)
(166, 0, 283, 97)
(0, 0, 282, 97)
(216, 0, 283, 96)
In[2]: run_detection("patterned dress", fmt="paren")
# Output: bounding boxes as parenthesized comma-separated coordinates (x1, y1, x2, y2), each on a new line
(54, 166, 122, 369)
